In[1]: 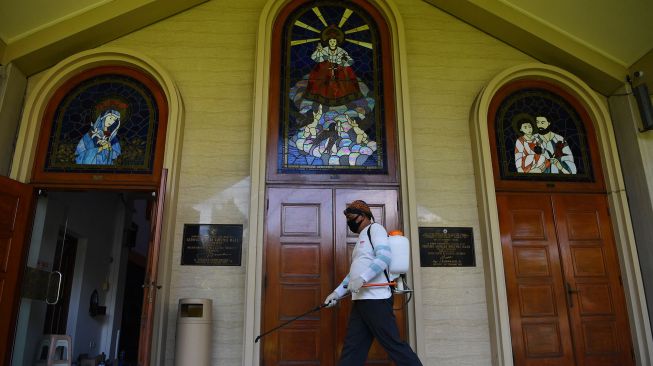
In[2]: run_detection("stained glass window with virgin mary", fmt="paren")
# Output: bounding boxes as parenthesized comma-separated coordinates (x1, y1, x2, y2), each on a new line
(43, 72, 160, 174)
(278, 2, 387, 174)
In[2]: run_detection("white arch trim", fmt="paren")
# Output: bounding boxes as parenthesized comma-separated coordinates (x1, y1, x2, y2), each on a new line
(470, 63, 653, 365)
(10, 47, 185, 366)
(243, 0, 424, 364)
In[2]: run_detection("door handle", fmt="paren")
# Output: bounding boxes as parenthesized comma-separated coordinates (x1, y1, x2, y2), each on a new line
(46, 271, 63, 305)
(141, 281, 162, 290)
(142, 281, 162, 303)
(566, 282, 579, 308)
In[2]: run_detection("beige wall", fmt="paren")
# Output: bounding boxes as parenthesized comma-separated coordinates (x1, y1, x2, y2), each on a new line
(0, 63, 26, 176)
(22, 0, 537, 364)
(400, 0, 533, 364)
(608, 83, 653, 338)
(101, 2, 263, 365)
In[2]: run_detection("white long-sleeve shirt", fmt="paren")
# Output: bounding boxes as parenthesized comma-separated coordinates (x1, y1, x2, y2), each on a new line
(334, 223, 392, 300)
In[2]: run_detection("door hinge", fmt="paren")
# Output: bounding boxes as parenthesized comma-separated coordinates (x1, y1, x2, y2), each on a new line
(266, 198, 269, 212)
(619, 275, 623, 286)
(631, 347, 636, 362)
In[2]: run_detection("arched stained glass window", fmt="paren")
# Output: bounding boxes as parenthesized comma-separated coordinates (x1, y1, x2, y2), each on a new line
(495, 88, 592, 180)
(267, 0, 397, 184)
(489, 79, 604, 192)
(33, 66, 168, 187)
(46, 74, 159, 172)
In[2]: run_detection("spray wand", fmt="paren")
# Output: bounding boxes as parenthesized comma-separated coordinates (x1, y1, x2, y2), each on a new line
(254, 281, 407, 343)
(254, 293, 349, 343)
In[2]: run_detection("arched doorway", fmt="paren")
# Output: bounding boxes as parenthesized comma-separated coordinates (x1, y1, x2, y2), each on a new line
(260, 0, 406, 364)
(470, 64, 651, 365)
(3, 49, 184, 366)
(244, 0, 423, 363)
(488, 79, 633, 365)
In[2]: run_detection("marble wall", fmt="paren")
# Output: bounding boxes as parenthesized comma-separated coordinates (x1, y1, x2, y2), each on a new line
(24, 0, 536, 364)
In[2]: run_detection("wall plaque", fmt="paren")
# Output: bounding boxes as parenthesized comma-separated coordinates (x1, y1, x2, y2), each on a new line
(181, 224, 243, 266)
(418, 227, 475, 267)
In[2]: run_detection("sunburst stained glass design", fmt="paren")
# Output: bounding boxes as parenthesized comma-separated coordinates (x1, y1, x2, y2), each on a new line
(278, 2, 386, 174)
(44, 74, 159, 174)
(495, 88, 594, 182)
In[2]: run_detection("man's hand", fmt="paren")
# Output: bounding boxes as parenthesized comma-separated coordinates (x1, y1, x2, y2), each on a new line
(348, 277, 365, 293)
(324, 292, 339, 308)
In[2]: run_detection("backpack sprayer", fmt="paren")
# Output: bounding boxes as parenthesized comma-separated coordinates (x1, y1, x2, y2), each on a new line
(254, 230, 413, 343)
(365, 230, 415, 312)
(385, 230, 413, 296)
(354, 230, 414, 296)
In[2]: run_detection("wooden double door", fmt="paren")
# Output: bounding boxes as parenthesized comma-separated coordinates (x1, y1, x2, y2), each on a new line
(263, 188, 406, 365)
(497, 192, 634, 365)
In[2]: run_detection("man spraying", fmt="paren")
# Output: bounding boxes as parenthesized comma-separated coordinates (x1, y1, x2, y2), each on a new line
(324, 200, 422, 365)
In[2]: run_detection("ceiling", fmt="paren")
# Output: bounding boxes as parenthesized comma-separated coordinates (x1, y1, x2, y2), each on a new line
(502, 0, 653, 67)
(0, 0, 208, 76)
(1, 0, 652, 94)
(0, 0, 110, 43)
(423, 0, 653, 93)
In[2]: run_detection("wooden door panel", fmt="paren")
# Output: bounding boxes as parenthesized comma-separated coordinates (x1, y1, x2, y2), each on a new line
(0, 194, 22, 273)
(335, 189, 402, 365)
(552, 194, 634, 366)
(496, 193, 575, 365)
(509, 209, 548, 241)
(564, 211, 602, 241)
(513, 247, 551, 277)
(518, 285, 557, 317)
(279, 329, 321, 362)
(570, 247, 607, 277)
(575, 284, 614, 314)
(280, 244, 321, 276)
(581, 321, 620, 355)
(264, 188, 335, 366)
(281, 204, 322, 236)
(0, 176, 34, 366)
(522, 322, 564, 356)
(138, 169, 167, 366)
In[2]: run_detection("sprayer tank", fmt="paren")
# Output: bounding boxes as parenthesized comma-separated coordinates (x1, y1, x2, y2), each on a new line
(388, 231, 410, 278)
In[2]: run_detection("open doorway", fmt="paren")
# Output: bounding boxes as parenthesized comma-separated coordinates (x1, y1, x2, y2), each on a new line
(11, 191, 152, 366)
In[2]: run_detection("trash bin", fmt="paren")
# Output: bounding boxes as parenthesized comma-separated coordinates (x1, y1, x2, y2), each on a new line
(175, 298, 212, 366)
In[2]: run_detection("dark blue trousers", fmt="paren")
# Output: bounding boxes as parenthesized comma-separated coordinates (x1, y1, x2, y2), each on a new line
(338, 297, 423, 366)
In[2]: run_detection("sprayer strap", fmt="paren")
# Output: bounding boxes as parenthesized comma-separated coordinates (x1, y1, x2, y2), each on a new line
(367, 224, 391, 285)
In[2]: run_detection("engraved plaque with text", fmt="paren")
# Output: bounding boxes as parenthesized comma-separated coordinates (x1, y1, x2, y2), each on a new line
(418, 227, 475, 267)
(181, 224, 243, 266)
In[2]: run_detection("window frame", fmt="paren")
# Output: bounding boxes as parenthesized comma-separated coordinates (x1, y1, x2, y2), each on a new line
(265, 0, 398, 185)
(31, 65, 168, 189)
(488, 79, 605, 193)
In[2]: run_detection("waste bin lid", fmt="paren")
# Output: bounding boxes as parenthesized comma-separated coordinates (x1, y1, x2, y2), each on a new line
(178, 298, 212, 321)
(178, 298, 212, 305)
